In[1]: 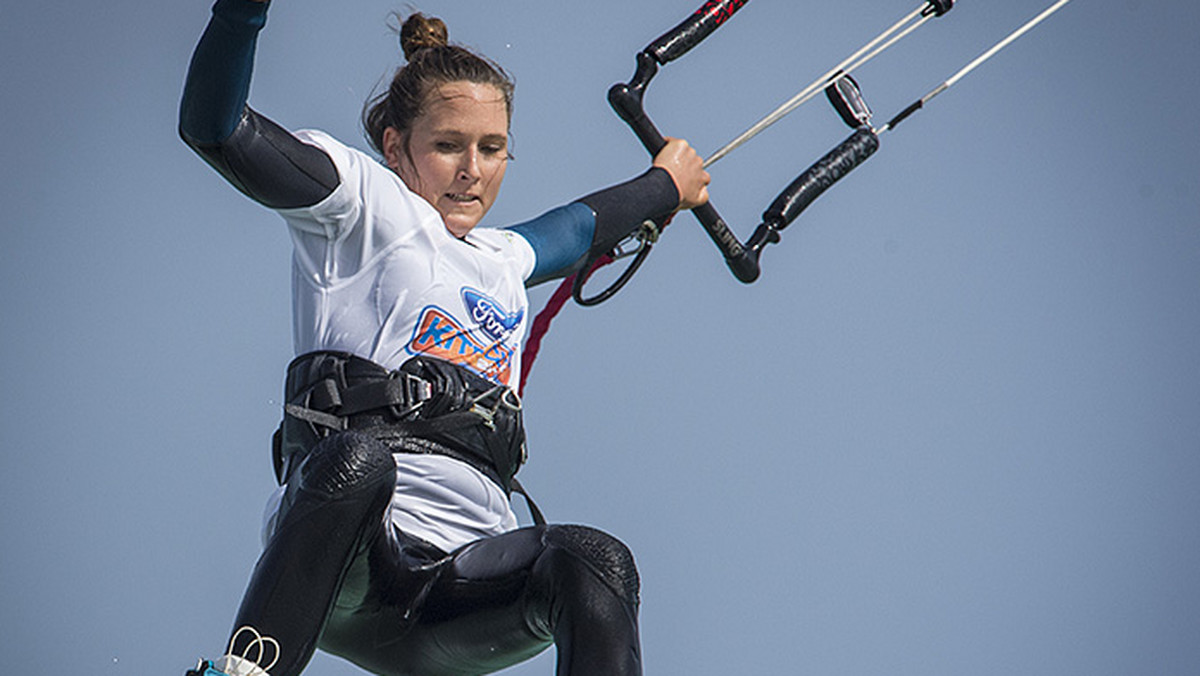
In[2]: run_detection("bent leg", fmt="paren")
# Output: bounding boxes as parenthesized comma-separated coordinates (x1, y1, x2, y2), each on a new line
(226, 430, 396, 676)
(532, 525, 642, 676)
(320, 524, 642, 676)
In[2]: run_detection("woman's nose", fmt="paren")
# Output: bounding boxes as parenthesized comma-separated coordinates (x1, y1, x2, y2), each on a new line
(458, 150, 480, 181)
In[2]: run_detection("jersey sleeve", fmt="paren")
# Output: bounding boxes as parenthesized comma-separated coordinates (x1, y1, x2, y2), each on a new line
(470, 228, 538, 284)
(277, 130, 363, 239)
(276, 130, 446, 286)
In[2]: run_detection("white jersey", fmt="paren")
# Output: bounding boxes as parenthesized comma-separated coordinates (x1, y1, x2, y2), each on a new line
(265, 129, 535, 552)
(281, 129, 535, 385)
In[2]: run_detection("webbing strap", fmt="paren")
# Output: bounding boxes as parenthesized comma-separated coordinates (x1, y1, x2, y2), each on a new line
(284, 402, 346, 431)
(512, 478, 546, 526)
(288, 372, 434, 432)
(338, 376, 432, 417)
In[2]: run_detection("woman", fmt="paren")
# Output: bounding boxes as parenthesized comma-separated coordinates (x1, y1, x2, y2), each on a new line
(178, 1, 709, 675)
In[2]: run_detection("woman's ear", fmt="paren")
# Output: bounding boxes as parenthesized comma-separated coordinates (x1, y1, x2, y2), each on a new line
(382, 127, 404, 171)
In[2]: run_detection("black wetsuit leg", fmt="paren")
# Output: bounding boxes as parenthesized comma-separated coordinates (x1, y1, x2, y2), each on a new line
(225, 430, 397, 676)
(320, 524, 643, 676)
(226, 427, 642, 676)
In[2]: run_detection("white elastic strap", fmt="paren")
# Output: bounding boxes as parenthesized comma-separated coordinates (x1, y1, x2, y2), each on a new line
(217, 626, 280, 676)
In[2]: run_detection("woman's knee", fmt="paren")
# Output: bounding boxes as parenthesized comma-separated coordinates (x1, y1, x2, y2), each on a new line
(540, 525, 640, 605)
(296, 430, 396, 499)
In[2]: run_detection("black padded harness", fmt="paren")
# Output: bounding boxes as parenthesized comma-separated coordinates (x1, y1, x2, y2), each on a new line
(274, 351, 543, 523)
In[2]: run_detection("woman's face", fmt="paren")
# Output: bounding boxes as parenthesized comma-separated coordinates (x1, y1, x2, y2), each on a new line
(385, 81, 510, 238)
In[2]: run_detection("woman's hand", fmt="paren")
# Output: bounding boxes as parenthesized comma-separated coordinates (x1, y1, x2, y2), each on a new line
(653, 137, 711, 211)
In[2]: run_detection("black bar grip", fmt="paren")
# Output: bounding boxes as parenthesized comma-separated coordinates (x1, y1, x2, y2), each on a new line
(884, 99, 924, 132)
(608, 59, 668, 156)
(646, 0, 750, 65)
(762, 127, 880, 228)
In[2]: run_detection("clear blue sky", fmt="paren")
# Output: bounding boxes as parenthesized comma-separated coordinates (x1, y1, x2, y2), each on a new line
(2, 1, 1198, 675)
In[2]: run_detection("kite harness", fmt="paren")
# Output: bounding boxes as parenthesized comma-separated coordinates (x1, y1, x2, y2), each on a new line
(279, 351, 545, 523)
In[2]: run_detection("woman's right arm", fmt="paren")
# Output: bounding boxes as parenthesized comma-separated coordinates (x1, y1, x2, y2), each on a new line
(180, 0, 339, 209)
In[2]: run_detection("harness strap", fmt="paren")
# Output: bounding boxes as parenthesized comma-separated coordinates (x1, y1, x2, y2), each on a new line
(303, 371, 435, 417)
(283, 402, 346, 431)
(388, 410, 489, 440)
(283, 367, 436, 437)
(512, 478, 546, 526)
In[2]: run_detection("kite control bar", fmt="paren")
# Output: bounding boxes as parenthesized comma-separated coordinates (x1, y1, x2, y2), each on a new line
(576, 0, 1069, 305)
(580, 0, 944, 304)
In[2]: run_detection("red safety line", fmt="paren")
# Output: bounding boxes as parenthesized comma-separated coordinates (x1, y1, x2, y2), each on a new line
(518, 254, 613, 396)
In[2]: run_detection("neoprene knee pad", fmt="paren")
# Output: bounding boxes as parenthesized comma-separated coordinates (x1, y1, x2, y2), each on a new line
(544, 525, 640, 604)
(298, 430, 396, 498)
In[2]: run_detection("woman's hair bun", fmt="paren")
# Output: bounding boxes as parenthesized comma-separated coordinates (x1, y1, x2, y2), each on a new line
(400, 13, 449, 61)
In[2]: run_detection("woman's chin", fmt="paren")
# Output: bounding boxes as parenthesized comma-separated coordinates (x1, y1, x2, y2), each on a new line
(441, 210, 484, 238)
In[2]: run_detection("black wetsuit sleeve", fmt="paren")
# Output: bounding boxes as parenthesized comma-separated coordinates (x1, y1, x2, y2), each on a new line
(578, 167, 679, 255)
(179, 0, 339, 209)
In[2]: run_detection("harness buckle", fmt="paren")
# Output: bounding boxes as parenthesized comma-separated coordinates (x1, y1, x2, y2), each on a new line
(388, 370, 434, 420)
(468, 386, 522, 431)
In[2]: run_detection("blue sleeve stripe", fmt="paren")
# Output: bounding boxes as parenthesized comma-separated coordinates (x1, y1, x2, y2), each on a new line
(508, 202, 596, 286)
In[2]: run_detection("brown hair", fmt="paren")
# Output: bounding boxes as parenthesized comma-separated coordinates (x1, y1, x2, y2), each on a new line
(363, 13, 515, 156)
